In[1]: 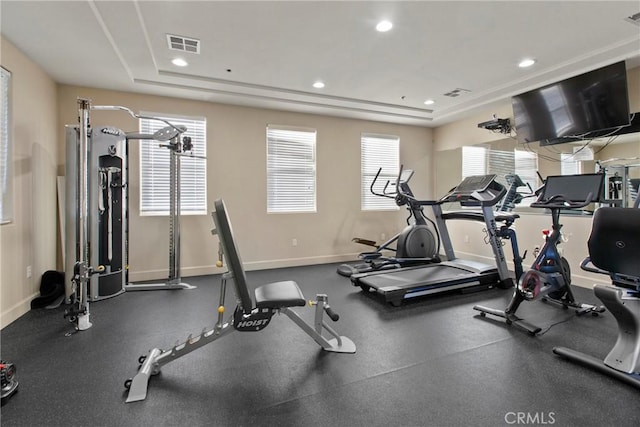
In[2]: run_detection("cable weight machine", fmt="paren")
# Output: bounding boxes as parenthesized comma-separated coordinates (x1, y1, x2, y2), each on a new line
(64, 100, 200, 332)
(123, 111, 197, 291)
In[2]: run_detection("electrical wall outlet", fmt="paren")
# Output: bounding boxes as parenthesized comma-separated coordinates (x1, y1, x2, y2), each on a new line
(292, 238, 298, 247)
(381, 233, 386, 241)
(26, 265, 32, 278)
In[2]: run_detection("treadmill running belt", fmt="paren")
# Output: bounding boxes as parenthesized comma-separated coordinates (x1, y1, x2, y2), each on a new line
(357, 263, 500, 305)
(360, 264, 478, 292)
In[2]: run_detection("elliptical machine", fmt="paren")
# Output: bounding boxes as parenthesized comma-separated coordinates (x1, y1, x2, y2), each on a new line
(474, 173, 606, 335)
(337, 168, 439, 277)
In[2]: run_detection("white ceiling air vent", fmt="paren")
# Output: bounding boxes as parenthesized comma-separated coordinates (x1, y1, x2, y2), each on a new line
(443, 88, 471, 97)
(625, 12, 640, 27)
(166, 34, 200, 54)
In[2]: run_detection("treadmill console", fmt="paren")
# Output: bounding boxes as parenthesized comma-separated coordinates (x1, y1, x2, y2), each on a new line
(440, 175, 506, 207)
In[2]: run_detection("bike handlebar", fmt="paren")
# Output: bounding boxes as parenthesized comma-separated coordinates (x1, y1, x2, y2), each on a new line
(530, 192, 596, 210)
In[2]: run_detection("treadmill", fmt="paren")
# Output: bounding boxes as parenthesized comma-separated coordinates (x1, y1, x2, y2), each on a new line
(350, 173, 515, 306)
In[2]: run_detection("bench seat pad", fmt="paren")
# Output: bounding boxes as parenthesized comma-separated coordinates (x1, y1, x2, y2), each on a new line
(255, 281, 306, 308)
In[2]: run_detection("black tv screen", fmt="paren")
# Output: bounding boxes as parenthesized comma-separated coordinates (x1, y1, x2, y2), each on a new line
(512, 61, 630, 144)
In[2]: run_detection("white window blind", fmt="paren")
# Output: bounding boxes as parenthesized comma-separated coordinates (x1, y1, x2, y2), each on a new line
(266, 126, 316, 213)
(462, 146, 488, 178)
(488, 149, 515, 184)
(514, 149, 538, 189)
(0, 67, 12, 224)
(561, 153, 581, 175)
(462, 146, 539, 205)
(361, 133, 399, 210)
(139, 114, 207, 216)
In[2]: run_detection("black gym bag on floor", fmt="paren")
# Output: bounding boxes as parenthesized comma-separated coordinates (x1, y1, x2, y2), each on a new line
(30, 270, 65, 309)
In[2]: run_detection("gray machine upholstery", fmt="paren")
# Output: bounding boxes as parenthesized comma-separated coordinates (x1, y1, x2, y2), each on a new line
(588, 207, 640, 280)
(213, 199, 307, 311)
(212, 198, 253, 312)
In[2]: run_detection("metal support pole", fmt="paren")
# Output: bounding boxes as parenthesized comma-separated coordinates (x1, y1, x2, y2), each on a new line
(68, 98, 93, 331)
(125, 133, 194, 291)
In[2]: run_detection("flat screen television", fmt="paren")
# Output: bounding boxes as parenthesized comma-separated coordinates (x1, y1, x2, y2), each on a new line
(512, 61, 630, 145)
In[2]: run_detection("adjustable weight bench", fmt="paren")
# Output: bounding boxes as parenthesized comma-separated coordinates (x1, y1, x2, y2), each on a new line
(124, 198, 355, 403)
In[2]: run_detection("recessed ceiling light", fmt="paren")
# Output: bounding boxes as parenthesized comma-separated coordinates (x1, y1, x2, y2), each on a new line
(313, 81, 325, 89)
(424, 99, 435, 105)
(171, 58, 188, 67)
(518, 58, 536, 68)
(376, 20, 393, 32)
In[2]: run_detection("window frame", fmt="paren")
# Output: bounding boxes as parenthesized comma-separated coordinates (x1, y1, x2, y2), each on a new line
(266, 125, 317, 214)
(361, 133, 400, 211)
(1, 66, 13, 225)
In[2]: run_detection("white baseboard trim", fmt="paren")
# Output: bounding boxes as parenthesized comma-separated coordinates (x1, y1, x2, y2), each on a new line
(569, 273, 609, 289)
(1, 292, 39, 329)
(244, 253, 357, 271)
(128, 253, 359, 283)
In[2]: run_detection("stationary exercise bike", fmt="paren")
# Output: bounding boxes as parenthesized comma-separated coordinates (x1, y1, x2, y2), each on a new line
(474, 173, 607, 335)
(337, 168, 440, 277)
(554, 207, 640, 389)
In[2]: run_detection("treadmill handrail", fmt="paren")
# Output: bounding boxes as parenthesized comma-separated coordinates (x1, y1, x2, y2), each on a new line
(441, 210, 520, 223)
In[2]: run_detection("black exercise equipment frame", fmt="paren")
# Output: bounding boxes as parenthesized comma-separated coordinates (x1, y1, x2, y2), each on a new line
(350, 169, 516, 306)
(554, 207, 640, 389)
(337, 168, 440, 277)
(474, 173, 606, 335)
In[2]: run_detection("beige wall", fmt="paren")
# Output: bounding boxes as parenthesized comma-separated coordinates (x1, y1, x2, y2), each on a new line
(57, 86, 433, 282)
(431, 65, 640, 289)
(0, 37, 58, 327)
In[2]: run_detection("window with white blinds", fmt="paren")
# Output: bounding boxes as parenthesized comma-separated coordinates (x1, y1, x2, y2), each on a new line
(462, 146, 488, 178)
(462, 145, 539, 193)
(0, 67, 12, 224)
(266, 126, 316, 213)
(139, 114, 207, 216)
(361, 133, 399, 210)
(514, 149, 538, 189)
(560, 153, 581, 175)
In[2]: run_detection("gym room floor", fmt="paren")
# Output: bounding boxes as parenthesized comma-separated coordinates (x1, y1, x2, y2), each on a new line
(1, 263, 638, 427)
